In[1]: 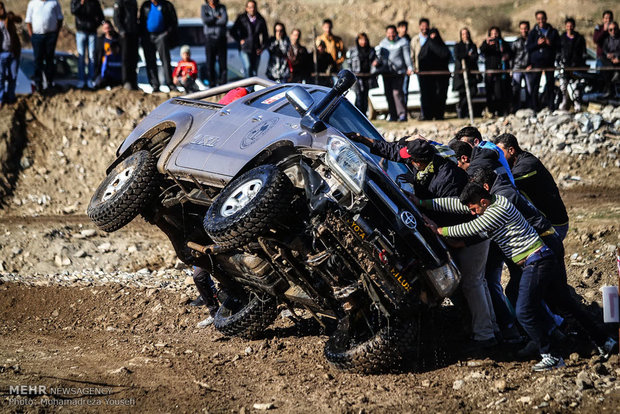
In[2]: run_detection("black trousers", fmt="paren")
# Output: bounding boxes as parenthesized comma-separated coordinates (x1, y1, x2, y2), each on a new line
(354, 77, 371, 116)
(527, 68, 554, 111)
(485, 74, 511, 116)
(143, 32, 173, 89)
(418, 74, 433, 119)
(193, 267, 219, 315)
(31, 32, 58, 88)
(205, 37, 227, 87)
(383, 74, 406, 120)
(120, 33, 139, 87)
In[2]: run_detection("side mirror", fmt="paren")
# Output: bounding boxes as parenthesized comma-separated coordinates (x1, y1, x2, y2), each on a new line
(332, 70, 357, 96)
(285, 86, 315, 116)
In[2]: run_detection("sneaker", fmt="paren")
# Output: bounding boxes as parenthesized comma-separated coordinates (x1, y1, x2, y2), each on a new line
(196, 316, 214, 328)
(76, 80, 85, 89)
(597, 337, 618, 360)
(532, 354, 565, 371)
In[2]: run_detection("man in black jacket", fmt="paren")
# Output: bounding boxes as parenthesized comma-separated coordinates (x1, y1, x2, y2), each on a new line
(114, 0, 139, 90)
(526, 10, 559, 110)
(494, 133, 569, 240)
(71, 0, 104, 89)
(347, 133, 498, 350)
(511, 21, 531, 112)
(231, 0, 268, 78)
(558, 17, 586, 110)
(201, 0, 228, 87)
(139, 0, 178, 92)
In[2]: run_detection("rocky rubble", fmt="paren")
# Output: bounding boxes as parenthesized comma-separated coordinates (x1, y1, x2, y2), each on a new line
(379, 105, 620, 188)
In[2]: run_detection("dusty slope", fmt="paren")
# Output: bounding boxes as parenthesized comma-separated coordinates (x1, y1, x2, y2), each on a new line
(5, 0, 618, 50)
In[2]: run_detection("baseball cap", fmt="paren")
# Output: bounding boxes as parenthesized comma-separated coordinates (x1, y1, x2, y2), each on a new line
(399, 139, 435, 161)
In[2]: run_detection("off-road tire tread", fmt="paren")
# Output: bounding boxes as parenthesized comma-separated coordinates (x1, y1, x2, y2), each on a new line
(213, 292, 279, 339)
(87, 150, 160, 232)
(203, 165, 294, 248)
(324, 319, 416, 374)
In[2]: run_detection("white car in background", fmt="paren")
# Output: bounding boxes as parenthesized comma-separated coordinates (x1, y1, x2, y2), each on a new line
(364, 41, 485, 120)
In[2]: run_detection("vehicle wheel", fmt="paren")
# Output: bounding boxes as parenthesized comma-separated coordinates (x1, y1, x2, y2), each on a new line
(367, 98, 377, 120)
(213, 289, 278, 339)
(87, 150, 160, 232)
(324, 314, 416, 374)
(204, 164, 294, 248)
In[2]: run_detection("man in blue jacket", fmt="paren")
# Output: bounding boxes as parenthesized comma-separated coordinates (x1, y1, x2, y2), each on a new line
(139, 0, 178, 92)
(526, 10, 559, 110)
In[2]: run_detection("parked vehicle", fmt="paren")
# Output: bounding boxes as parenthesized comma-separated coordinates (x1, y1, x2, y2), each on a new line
(15, 49, 81, 94)
(87, 71, 460, 373)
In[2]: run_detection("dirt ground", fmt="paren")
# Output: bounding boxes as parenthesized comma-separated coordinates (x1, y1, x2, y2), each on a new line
(0, 88, 619, 412)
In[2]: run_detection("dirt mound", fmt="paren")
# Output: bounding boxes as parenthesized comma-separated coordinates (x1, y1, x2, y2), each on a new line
(0, 88, 170, 216)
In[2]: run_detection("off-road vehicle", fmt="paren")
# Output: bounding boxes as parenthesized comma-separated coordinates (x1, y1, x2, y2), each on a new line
(88, 70, 460, 373)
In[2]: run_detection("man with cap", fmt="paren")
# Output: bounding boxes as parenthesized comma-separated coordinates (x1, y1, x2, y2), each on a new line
(346, 132, 499, 350)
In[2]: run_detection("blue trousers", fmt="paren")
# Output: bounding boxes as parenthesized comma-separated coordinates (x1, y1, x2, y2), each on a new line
(0, 52, 18, 104)
(76, 31, 97, 83)
(239, 50, 260, 78)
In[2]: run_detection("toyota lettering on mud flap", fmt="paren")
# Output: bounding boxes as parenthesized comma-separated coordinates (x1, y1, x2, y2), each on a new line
(88, 71, 460, 373)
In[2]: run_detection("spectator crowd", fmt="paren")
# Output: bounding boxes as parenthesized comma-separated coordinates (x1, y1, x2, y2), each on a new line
(0, 1, 618, 116)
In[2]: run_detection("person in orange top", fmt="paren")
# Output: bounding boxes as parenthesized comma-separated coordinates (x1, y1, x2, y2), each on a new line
(172, 45, 198, 92)
(315, 18, 344, 70)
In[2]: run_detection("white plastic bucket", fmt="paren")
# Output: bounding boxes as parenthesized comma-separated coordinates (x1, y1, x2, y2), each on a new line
(602, 286, 619, 323)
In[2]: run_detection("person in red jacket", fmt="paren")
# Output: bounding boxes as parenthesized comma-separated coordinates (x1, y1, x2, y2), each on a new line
(172, 45, 198, 92)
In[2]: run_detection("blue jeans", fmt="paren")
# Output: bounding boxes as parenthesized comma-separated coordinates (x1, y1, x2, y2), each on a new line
(0, 52, 18, 104)
(76, 31, 97, 83)
(239, 50, 260, 78)
(515, 248, 557, 354)
(31, 32, 58, 88)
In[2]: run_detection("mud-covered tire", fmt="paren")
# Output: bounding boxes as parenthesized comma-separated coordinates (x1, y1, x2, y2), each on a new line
(203, 165, 294, 248)
(324, 317, 416, 374)
(87, 150, 160, 232)
(213, 290, 278, 339)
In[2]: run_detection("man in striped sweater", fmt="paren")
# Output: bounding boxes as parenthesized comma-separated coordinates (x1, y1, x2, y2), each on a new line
(422, 183, 617, 370)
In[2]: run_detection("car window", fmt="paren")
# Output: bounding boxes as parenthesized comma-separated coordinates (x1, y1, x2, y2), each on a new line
(177, 25, 206, 47)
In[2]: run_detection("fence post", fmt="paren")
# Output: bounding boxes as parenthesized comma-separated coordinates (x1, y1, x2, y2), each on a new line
(461, 59, 475, 125)
(312, 27, 319, 85)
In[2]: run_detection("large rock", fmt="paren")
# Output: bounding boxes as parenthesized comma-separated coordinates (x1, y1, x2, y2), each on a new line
(515, 108, 535, 119)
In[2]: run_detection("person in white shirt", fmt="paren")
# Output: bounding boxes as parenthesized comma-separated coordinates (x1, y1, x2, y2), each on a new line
(25, 0, 63, 91)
